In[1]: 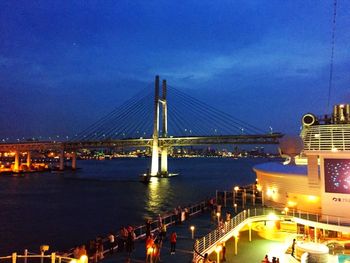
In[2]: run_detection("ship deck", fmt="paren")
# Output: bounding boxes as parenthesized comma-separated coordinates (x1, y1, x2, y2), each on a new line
(100, 207, 306, 263)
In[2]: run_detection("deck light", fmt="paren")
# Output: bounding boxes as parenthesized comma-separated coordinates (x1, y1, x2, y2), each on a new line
(190, 225, 195, 239)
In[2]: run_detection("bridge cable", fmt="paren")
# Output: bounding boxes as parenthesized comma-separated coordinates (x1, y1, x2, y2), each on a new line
(168, 86, 265, 133)
(76, 88, 153, 140)
(73, 86, 152, 140)
(168, 94, 217, 135)
(97, 94, 152, 140)
(168, 86, 264, 134)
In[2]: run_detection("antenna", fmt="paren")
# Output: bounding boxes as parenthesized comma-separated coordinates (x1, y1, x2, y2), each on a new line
(327, 0, 337, 111)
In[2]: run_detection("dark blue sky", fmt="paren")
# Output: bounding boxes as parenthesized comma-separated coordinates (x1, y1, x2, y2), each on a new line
(1, 0, 349, 139)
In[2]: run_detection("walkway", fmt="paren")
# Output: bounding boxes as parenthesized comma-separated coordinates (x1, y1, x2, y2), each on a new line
(101, 211, 299, 263)
(102, 210, 217, 263)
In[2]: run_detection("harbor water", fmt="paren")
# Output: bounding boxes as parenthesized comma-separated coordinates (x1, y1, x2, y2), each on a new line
(0, 157, 270, 255)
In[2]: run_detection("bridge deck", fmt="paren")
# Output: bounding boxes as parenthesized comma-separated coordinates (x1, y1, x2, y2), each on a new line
(0, 134, 283, 151)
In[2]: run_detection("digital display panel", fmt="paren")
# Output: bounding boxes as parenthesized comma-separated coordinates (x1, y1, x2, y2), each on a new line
(324, 159, 350, 194)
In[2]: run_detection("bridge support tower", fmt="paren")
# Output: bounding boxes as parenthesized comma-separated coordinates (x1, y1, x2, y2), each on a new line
(160, 79, 168, 176)
(150, 76, 160, 176)
(26, 151, 31, 169)
(150, 76, 169, 176)
(71, 151, 77, 170)
(59, 149, 64, 171)
(14, 150, 20, 172)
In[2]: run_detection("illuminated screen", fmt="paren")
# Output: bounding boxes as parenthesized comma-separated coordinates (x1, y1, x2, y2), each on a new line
(324, 159, 350, 194)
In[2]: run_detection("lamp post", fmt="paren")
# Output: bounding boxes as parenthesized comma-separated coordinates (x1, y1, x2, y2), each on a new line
(190, 225, 195, 239)
(215, 245, 222, 263)
(234, 186, 239, 206)
(234, 203, 237, 214)
(216, 212, 221, 225)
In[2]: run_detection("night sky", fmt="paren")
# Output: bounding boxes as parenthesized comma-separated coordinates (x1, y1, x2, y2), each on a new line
(1, 0, 350, 140)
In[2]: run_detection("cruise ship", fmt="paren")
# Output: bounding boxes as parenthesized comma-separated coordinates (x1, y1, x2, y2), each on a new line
(255, 104, 350, 221)
(252, 104, 350, 262)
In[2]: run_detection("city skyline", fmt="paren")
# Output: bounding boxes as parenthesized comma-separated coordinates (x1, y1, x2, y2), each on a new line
(1, 0, 350, 139)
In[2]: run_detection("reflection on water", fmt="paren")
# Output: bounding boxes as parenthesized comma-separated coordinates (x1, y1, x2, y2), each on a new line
(145, 177, 170, 215)
(0, 157, 269, 255)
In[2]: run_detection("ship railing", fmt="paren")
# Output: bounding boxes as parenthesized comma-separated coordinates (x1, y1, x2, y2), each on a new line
(63, 199, 210, 259)
(216, 184, 263, 208)
(131, 200, 208, 239)
(0, 252, 76, 263)
(193, 206, 350, 262)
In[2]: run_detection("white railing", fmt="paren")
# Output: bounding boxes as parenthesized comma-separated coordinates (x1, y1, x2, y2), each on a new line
(193, 207, 350, 262)
(0, 200, 210, 262)
(301, 124, 350, 151)
(0, 252, 75, 263)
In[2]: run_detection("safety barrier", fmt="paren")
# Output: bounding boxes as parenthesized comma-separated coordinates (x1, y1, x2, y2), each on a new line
(0, 251, 76, 263)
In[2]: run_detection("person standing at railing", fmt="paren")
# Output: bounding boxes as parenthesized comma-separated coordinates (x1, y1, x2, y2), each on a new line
(184, 207, 189, 220)
(88, 240, 97, 263)
(119, 226, 128, 251)
(78, 245, 87, 258)
(152, 238, 161, 262)
(96, 237, 104, 261)
(146, 219, 151, 237)
(160, 223, 167, 241)
(225, 212, 231, 222)
(158, 214, 163, 228)
(174, 208, 179, 224)
(178, 206, 182, 224)
(211, 209, 216, 223)
(145, 234, 154, 262)
(126, 229, 135, 260)
(73, 245, 80, 259)
(108, 232, 115, 254)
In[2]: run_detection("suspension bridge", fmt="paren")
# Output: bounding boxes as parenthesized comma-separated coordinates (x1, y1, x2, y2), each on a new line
(0, 76, 283, 175)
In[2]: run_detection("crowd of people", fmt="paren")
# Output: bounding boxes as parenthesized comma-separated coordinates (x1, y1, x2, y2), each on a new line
(262, 254, 280, 263)
(66, 200, 208, 263)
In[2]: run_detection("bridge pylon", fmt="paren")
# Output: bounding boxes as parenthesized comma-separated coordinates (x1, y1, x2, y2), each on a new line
(150, 76, 160, 176)
(160, 79, 168, 176)
(150, 76, 169, 176)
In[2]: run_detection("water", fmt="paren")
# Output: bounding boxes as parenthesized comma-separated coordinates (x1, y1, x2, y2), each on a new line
(0, 157, 269, 255)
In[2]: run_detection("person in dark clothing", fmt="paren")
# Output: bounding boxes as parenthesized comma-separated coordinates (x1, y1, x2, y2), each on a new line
(126, 231, 134, 258)
(146, 219, 151, 237)
(291, 239, 296, 257)
(108, 232, 115, 254)
(222, 243, 226, 261)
